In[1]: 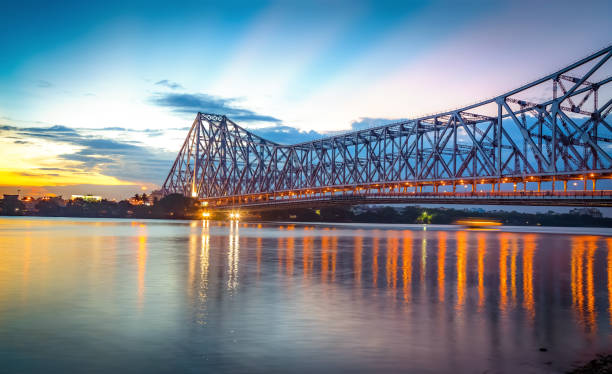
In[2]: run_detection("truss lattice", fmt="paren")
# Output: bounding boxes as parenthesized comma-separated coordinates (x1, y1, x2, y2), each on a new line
(162, 46, 612, 205)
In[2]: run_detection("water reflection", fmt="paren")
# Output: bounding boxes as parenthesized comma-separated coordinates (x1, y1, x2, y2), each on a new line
(198, 221, 210, 324)
(372, 233, 379, 287)
(302, 227, 314, 280)
(456, 231, 466, 309)
(522, 234, 536, 320)
(385, 234, 398, 291)
(1, 218, 612, 374)
(137, 224, 147, 309)
(510, 237, 518, 306)
(477, 233, 486, 309)
(402, 231, 412, 303)
(321, 230, 329, 283)
(499, 233, 509, 312)
(227, 220, 239, 290)
(437, 231, 446, 302)
(608, 238, 612, 326)
(354, 234, 363, 285)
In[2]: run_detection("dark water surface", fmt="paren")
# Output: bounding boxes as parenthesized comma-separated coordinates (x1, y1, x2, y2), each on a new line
(1, 217, 611, 373)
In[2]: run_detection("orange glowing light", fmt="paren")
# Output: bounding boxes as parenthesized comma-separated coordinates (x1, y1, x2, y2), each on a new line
(402, 231, 413, 303)
(523, 235, 536, 321)
(437, 231, 447, 302)
(386, 235, 398, 290)
(456, 231, 467, 309)
(372, 235, 379, 286)
(454, 219, 502, 228)
(499, 234, 509, 312)
(354, 235, 363, 284)
(477, 234, 486, 309)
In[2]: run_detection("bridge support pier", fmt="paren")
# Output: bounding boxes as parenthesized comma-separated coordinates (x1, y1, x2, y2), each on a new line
(537, 181, 541, 192)
(563, 180, 567, 192)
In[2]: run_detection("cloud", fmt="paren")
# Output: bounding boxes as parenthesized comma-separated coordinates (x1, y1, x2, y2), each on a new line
(252, 125, 322, 144)
(150, 92, 281, 123)
(349, 117, 407, 131)
(36, 80, 53, 88)
(154, 79, 183, 90)
(86, 126, 188, 134)
(0, 125, 175, 184)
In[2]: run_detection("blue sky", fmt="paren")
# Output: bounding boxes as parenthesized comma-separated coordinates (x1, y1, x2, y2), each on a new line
(0, 0, 611, 198)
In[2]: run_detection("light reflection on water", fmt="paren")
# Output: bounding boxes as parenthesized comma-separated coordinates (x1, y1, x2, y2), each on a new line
(1, 217, 611, 373)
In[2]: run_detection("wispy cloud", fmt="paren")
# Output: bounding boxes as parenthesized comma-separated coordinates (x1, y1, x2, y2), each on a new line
(154, 79, 183, 90)
(149, 92, 281, 123)
(36, 80, 53, 88)
(0, 125, 175, 184)
(349, 117, 407, 131)
(251, 125, 322, 144)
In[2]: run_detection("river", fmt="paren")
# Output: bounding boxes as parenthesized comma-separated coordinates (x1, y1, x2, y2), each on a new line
(0, 217, 610, 373)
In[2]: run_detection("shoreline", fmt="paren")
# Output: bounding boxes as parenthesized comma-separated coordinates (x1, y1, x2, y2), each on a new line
(2, 215, 612, 236)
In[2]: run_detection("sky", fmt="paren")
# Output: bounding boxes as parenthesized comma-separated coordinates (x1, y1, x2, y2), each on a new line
(0, 0, 611, 199)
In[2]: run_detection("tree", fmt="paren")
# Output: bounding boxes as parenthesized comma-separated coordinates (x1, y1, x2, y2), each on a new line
(155, 193, 199, 218)
(35, 199, 61, 216)
(0, 198, 25, 216)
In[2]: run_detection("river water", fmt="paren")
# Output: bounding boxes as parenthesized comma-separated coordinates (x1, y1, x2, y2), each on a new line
(0, 217, 611, 373)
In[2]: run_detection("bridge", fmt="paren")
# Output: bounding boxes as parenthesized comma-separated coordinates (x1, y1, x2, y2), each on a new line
(161, 46, 612, 209)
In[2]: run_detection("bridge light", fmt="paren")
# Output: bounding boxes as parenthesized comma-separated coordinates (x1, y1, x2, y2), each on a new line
(590, 173, 595, 177)
(191, 191, 197, 197)
(202, 211, 211, 218)
(573, 182, 578, 186)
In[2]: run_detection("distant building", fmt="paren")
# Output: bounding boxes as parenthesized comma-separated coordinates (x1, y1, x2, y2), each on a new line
(70, 194, 102, 202)
(21, 197, 38, 212)
(150, 190, 163, 202)
(569, 207, 602, 218)
(128, 197, 144, 205)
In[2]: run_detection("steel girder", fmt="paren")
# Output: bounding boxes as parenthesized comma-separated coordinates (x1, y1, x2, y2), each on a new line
(162, 46, 612, 199)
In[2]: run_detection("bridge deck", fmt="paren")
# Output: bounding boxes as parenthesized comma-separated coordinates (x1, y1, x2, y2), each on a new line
(207, 190, 612, 210)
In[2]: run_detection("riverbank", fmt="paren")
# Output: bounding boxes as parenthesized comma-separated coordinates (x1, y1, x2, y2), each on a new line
(2, 193, 611, 227)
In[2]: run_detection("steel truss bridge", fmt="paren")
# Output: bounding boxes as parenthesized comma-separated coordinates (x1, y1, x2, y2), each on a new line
(162, 46, 612, 209)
